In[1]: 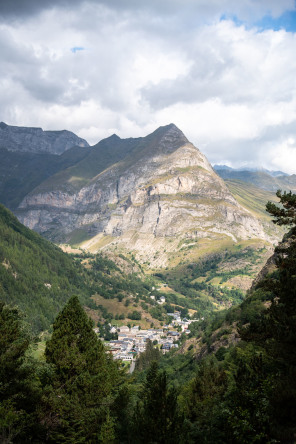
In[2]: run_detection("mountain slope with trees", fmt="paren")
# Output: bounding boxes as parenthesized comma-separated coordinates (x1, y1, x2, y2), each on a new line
(1, 191, 296, 442)
(0, 204, 156, 332)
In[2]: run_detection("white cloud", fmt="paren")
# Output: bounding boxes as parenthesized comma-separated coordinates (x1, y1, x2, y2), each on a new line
(1, 1, 296, 173)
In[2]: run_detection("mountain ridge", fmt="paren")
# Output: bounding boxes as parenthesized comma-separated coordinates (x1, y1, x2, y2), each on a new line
(214, 165, 296, 192)
(15, 124, 276, 269)
(0, 121, 89, 155)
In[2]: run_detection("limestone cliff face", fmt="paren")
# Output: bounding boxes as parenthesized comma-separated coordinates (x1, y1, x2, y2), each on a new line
(0, 122, 89, 154)
(17, 124, 271, 266)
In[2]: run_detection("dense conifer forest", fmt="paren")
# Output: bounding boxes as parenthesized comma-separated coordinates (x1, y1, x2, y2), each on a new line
(1, 192, 296, 443)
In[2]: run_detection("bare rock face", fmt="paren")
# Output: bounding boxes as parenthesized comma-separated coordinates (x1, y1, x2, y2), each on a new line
(0, 122, 89, 154)
(17, 124, 272, 266)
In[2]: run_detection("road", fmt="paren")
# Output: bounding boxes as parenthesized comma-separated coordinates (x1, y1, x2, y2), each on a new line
(129, 360, 136, 374)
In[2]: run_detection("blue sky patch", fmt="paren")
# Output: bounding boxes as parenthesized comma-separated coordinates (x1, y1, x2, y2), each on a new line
(221, 9, 296, 33)
(71, 47, 85, 53)
(255, 10, 296, 33)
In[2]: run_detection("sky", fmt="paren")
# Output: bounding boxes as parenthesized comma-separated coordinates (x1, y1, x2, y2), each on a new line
(1, 1, 296, 173)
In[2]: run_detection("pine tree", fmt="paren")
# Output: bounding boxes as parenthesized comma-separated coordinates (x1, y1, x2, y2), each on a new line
(43, 295, 120, 443)
(135, 338, 161, 371)
(238, 190, 296, 441)
(134, 361, 182, 444)
(0, 302, 41, 442)
(182, 357, 228, 443)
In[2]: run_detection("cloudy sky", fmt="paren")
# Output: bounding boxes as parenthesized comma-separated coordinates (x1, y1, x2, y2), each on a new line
(1, 0, 296, 173)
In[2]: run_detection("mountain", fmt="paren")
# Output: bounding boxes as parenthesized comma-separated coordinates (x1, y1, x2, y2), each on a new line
(214, 165, 296, 192)
(0, 145, 92, 210)
(0, 201, 256, 340)
(15, 124, 276, 269)
(0, 121, 89, 154)
(0, 122, 92, 210)
(214, 164, 288, 177)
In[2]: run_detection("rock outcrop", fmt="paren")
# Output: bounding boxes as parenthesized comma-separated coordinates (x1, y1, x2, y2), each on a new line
(0, 122, 89, 154)
(16, 124, 274, 267)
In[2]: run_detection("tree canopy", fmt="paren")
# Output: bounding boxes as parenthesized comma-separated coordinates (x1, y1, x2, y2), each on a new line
(44, 295, 120, 442)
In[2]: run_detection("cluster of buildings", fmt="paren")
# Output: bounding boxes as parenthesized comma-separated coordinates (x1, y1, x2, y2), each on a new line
(102, 312, 199, 362)
(106, 326, 180, 361)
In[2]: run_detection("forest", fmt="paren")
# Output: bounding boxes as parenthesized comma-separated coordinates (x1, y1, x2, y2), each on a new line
(0, 190, 296, 443)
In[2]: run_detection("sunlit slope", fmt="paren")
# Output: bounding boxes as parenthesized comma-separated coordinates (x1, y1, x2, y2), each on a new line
(224, 179, 279, 220)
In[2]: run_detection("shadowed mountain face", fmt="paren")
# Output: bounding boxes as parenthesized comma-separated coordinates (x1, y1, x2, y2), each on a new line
(0, 123, 91, 209)
(15, 124, 274, 268)
(0, 122, 89, 154)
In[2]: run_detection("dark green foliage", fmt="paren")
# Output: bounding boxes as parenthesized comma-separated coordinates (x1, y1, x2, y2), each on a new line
(127, 310, 141, 320)
(207, 191, 296, 442)
(239, 237, 296, 440)
(135, 339, 161, 372)
(0, 204, 91, 332)
(44, 295, 120, 442)
(266, 189, 296, 226)
(0, 302, 42, 442)
(222, 345, 275, 443)
(181, 357, 228, 443)
(133, 362, 182, 444)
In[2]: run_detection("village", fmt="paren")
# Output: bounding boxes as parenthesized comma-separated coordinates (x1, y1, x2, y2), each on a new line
(97, 312, 200, 363)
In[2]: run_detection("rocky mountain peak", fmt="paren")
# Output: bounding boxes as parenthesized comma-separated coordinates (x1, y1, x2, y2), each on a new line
(0, 122, 89, 155)
(16, 124, 273, 268)
(147, 123, 188, 154)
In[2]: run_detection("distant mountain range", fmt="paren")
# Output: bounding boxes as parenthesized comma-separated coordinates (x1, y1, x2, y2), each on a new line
(214, 164, 288, 177)
(214, 164, 296, 192)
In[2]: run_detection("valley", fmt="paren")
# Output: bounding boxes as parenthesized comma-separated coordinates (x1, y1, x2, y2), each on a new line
(1, 122, 295, 443)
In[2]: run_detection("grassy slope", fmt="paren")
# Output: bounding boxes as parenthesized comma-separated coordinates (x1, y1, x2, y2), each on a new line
(224, 179, 279, 220)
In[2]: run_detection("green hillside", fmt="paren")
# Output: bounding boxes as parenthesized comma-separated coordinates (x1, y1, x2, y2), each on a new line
(0, 145, 91, 209)
(0, 204, 156, 332)
(0, 203, 91, 331)
(0, 202, 261, 335)
(225, 179, 279, 220)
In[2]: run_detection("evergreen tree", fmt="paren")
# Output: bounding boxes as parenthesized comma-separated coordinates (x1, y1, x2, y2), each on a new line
(0, 302, 41, 442)
(135, 339, 161, 372)
(43, 295, 120, 443)
(239, 190, 296, 441)
(134, 361, 182, 444)
(181, 357, 227, 443)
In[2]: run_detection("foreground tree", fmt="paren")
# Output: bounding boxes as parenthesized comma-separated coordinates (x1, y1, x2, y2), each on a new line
(133, 361, 182, 444)
(43, 295, 120, 443)
(182, 357, 228, 443)
(0, 302, 41, 442)
(239, 190, 296, 441)
(266, 189, 296, 227)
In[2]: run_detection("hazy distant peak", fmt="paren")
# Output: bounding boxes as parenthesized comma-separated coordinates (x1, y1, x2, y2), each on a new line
(214, 164, 288, 177)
